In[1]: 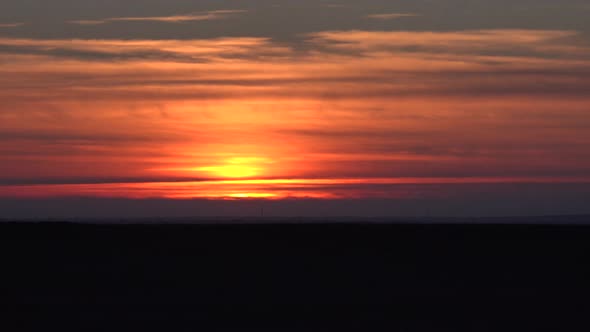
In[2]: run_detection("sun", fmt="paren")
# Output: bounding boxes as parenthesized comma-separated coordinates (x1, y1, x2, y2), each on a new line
(199, 164, 260, 178)
(196, 157, 267, 179)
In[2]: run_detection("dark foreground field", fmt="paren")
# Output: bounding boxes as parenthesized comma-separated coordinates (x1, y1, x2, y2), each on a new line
(1, 216, 590, 330)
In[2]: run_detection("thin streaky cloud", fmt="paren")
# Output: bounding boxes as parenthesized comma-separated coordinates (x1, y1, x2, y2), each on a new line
(69, 20, 111, 25)
(322, 4, 350, 8)
(0, 22, 24, 28)
(366, 13, 420, 20)
(68, 10, 246, 25)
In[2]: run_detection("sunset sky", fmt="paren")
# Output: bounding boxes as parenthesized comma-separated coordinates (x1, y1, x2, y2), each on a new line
(1, 1, 590, 218)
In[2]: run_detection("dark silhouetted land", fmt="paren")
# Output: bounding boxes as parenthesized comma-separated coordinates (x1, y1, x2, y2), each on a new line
(1, 216, 589, 330)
